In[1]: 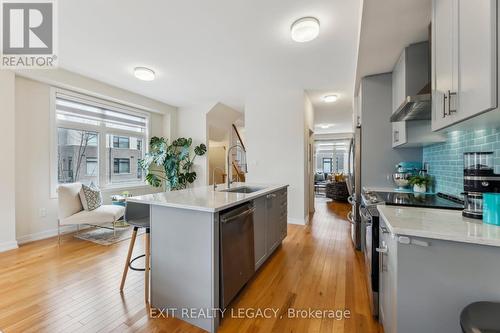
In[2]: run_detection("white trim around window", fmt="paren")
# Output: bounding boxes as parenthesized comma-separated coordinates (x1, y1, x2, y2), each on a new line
(50, 87, 153, 198)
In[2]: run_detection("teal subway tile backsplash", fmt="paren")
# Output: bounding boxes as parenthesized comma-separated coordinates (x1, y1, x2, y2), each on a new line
(423, 128, 500, 196)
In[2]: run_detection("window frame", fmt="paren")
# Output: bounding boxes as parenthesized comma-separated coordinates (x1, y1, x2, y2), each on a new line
(322, 158, 333, 173)
(113, 158, 131, 174)
(86, 157, 98, 176)
(50, 88, 151, 198)
(113, 136, 130, 149)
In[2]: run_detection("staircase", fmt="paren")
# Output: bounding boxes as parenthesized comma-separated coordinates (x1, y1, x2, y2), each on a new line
(231, 124, 246, 182)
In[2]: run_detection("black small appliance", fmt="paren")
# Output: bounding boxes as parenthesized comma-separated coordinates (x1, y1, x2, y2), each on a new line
(463, 152, 500, 219)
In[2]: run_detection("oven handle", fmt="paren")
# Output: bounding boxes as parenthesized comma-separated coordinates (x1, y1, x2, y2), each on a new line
(347, 211, 354, 225)
(377, 242, 388, 272)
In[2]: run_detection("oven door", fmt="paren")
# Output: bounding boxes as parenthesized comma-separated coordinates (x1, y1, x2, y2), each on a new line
(360, 206, 378, 317)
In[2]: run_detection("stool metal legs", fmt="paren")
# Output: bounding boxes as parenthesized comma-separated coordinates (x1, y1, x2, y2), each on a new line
(120, 227, 138, 292)
(120, 226, 151, 304)
(145, 229, 150, 304)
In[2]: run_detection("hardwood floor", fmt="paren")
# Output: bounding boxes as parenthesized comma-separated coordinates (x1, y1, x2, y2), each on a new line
(0, 199, 381, 333)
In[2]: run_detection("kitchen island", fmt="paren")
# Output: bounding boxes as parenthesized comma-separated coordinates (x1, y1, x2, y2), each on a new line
(127, 183, 288, 332)
(376, 205, 500, 333)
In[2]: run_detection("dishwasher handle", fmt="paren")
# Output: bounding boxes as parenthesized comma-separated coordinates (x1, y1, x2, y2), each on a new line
(221, 207, 255, 224)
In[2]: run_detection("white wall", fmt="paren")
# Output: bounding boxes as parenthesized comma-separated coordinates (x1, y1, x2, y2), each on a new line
(0, 71, 18, 252)
(360, 74, 422, 188)
(245, 88, 308, 224)
(12, 72, 176, 245)
(176, 103, 216, 187)
(304, 94, 315, 217)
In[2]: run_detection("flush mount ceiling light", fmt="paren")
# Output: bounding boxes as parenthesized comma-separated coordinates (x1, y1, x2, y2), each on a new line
(322, 94, 338, 103)
(134, 67, 156, 81)
(291, 17, 320, 43)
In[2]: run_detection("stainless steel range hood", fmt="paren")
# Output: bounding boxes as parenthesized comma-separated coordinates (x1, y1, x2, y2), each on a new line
(390, 93, 431, 122)
(390, 41, 431, 123)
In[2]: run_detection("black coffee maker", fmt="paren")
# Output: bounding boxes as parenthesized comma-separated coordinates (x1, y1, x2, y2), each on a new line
(463, 152, 500, 219)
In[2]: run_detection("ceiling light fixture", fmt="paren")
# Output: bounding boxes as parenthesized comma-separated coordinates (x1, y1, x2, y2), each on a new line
(291, 17, 320, 43)
(322, 94, 338, 103)
(134, 67, 156, 81)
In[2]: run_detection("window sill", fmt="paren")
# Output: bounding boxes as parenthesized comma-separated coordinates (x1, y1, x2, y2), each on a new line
(101, 183, 154, 192)
(50, 183, 157, 200)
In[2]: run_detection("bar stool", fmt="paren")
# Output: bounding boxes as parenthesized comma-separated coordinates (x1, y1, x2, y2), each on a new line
(460, 301, 500, 333)
(120, 202, 151, 304)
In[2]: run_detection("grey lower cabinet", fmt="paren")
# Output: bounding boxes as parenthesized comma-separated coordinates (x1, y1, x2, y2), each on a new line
(379, 217, 500, 333)
(253, 188, 287, 270)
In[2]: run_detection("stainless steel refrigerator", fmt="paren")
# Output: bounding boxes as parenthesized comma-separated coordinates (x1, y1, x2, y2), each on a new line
(347, 126, 361, 250)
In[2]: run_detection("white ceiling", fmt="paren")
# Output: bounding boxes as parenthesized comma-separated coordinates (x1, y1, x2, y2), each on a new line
(57, 0, 362, 116)
(307, 89, 353, 134)
(355, 0, 431, 94)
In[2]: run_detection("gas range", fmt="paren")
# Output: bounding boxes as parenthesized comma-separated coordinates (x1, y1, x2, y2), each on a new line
(362, 190, 464, 210)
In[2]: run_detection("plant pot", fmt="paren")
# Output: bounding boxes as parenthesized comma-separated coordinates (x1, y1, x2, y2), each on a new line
(413, 184, 426, 193)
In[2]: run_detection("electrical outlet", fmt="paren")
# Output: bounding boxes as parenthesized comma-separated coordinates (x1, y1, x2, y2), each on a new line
(40, 208, 47, 218)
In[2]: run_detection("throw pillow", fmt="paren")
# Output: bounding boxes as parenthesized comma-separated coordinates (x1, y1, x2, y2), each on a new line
(80, 184, 103, 211)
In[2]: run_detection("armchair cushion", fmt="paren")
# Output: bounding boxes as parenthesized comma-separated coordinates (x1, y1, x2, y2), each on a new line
(58, 183, 84, 220)
(60, 204, 125, 226)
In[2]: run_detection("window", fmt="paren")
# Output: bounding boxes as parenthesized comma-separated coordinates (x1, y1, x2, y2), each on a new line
(114, 158, 130, 174)
(113, 136, 130, 149)
(86, 157, 98, 176)
(57, 128, 99, 185)
(322, 158, 333, 173)
(53, 90, 149, 192)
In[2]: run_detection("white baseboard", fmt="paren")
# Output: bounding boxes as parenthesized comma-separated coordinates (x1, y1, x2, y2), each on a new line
(0, 240, 19, 253)
(17, 225, 81, 245)
(287, 216, 309, 225)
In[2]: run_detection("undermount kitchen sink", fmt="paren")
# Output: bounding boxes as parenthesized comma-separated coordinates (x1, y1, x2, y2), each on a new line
(221, 186, 265, 194)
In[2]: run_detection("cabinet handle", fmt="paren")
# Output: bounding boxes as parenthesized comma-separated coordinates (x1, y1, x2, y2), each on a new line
(376, 246, 388, 253)
(448, 90, 457, 114)
(442, 93, 448, 118)
(266, 193, 277, 199)
(380, 226, 389, 234)
(394, 130, 399, 143)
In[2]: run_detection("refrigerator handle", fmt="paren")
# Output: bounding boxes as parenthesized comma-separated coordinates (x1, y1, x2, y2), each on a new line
(347, 138, 353, 174)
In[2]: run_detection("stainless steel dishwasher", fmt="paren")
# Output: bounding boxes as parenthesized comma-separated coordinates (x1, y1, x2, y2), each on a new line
(220, 203, 255, 308)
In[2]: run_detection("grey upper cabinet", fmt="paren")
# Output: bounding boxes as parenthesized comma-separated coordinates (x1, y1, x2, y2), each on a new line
(391, 121, 407, 147)
(432, 0, 497, 131)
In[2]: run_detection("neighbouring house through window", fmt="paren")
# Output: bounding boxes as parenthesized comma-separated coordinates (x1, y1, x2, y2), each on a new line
(114, 158, 130, 174)
(54, 89, 149, 191)
(86, 157, 98, 176)
(113, 136, 130, 149)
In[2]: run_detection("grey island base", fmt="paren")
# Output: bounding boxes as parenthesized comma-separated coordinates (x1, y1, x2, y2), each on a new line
(127, 183, 288, 332)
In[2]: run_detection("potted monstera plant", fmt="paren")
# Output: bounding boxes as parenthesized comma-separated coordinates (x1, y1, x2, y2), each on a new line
(139, 136, 207, 191)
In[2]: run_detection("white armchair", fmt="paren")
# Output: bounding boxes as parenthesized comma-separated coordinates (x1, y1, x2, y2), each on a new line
(57, 183, 126, 244)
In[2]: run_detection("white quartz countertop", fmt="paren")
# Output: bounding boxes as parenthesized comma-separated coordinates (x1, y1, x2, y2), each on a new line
(377, 205, 500, 247)
(127, 183, 288, 213)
